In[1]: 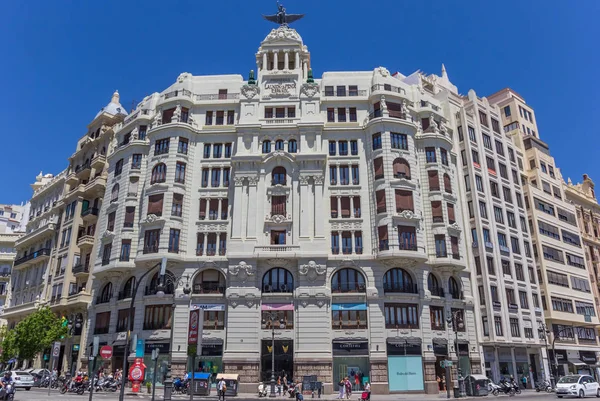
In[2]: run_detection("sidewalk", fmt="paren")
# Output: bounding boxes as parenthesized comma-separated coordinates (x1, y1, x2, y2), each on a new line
(128, 389, 547, 400)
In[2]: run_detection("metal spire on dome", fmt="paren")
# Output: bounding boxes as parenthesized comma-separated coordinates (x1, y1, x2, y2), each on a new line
(263, 2, 304, 26)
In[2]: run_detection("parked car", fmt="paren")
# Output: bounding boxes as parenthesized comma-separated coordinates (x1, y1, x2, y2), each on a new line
(556, 375, 600, 398)
(1, 371, 34, 390)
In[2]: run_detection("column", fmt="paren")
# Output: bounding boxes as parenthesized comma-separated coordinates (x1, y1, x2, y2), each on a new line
(314, 176, 324, 237)
(294, 50, 300, 70)
(262, 52, 267, 70)
(284, 50, 289, 70)
(232, 178, 244, 238)
(218, 198, 223, 221)
(273, 51, 279, 70)
(246, 178, 258, 238)
(510, 348, 518, 382)
(351, 231, 355, 254)
(203, 233, 208, 256)
(300, 177, 309, 237)
(206, 196, 211, 219)
(302, 61, 307, 79)
(337, 196, 342, 219)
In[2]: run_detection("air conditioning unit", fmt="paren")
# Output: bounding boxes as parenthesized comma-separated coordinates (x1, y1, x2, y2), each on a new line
(263, 284, 272, 292)
(280, 284, 288, 292)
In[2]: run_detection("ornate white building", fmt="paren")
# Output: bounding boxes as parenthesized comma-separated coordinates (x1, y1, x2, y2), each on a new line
(87, 24, 480, 394)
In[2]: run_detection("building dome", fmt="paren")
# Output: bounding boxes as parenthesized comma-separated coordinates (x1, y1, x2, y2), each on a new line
(94, 90, 128, 119)
(261, 26, 303, 46)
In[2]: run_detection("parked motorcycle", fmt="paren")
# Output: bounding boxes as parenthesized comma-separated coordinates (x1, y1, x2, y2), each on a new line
(536, 380, 553, 393)
(173, 377, 188, 394)
(59, 379, 86, 395)
(258, 382, 268, 397)
(490, 381, 516, 396)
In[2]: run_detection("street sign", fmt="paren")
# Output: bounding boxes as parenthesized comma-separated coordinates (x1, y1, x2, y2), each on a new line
(444, 360, 453, 367)
(151, 348, 160, 360)
(100, 345, 113, 359)
(52, 341, 61, 358)
(92, 336, 99, 357)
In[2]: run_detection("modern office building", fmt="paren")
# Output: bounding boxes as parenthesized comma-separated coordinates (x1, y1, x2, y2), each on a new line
(454, 91, 547, 384)
(86, 24, 480, 394)
(489, 89, 600, 377)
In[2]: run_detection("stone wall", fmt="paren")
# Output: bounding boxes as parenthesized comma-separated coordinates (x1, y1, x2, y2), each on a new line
(224, 361, 260, 392)
(294, 361, 332, 393)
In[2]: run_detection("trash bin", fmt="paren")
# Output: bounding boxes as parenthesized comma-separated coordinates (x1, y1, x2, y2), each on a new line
(216, 373, 239, 396)
(192, 372, 212, 396)
(453, 387, 461, 398)
(464, 375, 490, 396)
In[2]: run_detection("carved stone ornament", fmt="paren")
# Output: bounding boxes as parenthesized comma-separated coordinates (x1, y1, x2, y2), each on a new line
(375, 66, 390, 77)
(268, 214, 290, 224)
(447, 222, 462, 233)
(152, 109, 162, 127)
(230, 261, 254, 282)
(397, 210, 421, 221)
(233, 177, 245, 187)
(313, 175, 324, 185)
(143, 214, 159, 224)
(241, 84, 260, 99)
(299, 260, 326, 282)
(380, 258, 417, 269)
(266, 258, 289, 268)
(173, 103, 182, 123)
(264, 26, 302, 44)
(177, 72, 192, 83)
(300, 83, 320, 98)
(299, 176, 310, 185)
(101, 230, 115, 241)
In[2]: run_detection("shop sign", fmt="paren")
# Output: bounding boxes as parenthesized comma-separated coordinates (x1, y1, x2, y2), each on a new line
(388, 356, 424, 391)
(432, 340, 447, 356)
(549, 349, 567, 362)
(201, 343, 224, 357)
(386, 340, 422, 356)
(332, 341, 369, 356)
(191, 304, 225, 311)
(580, 351, 597, 364)
(188, 309, 200, 345)
(332, 303, 367, 311)
(144, 342, 171, 354)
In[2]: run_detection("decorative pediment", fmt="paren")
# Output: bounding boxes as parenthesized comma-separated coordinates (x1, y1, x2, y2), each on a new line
(298, 260, 326, 282)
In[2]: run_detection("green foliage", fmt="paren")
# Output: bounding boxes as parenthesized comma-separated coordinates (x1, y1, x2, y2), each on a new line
(0, 326, 17, 362)
(0, 307, 69, 362)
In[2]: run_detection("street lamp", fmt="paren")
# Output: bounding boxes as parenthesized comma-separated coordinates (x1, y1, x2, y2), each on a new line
(157, 272, 191, 401)
(447, 309, 465, 398)
(118, 259, 165, 401)
(262, 311, 285, 398)
(537, 323, 554, 387)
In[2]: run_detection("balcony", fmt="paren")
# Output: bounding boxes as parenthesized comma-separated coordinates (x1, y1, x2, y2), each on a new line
(95, 293, 113, 305)
(77, 235, 95, 251)
(0, 272, 10, 281)
(81, 207, 99, 222)
(144, 286, 173, 296)
(430, 287, 445, 297)
(75, 162, 91, 179)
(193, 283, 225, 295)
(91, 154, 107, 169)
(72, 264, 90, 277)
(265, 213, 292, 224)
(376, 242, 426, 263)
(117, 290, 133, 301)
(196, 93, 240, 101)
(332, 282, 366, 294)
(15, 223, 56, 249)
(65, 172, 78, 186)
(449, 291, 464, 300)
(322, 89, 367, 97)
(254, 245, 300, 258)
(84, 176, 107, 196)
(13, 248, 51, 268)
(383, 283, 419, 294)
(163, 88, 193, 100)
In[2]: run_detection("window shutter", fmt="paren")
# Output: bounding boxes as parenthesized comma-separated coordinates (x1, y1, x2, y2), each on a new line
(431, 201, 443, 218)
(428, 170, 439, 190)
(199, 199, 206, 218)
(374, 157, 384, 177)
(444, 174, 452, 193)
(394, 159, 410, 178)
(376, 190, 386, 212)
(395, 190, 413, 212)
(421, 118, 430, 130)
(330, 197, 337, 214)
(451, 236, 459, 254)
(447, 203, 455, 222)
(378, 225, 388, 241)
(148, 194, 164, 216)
(125, 207, 135, 225)
(341, 197, 351, 217)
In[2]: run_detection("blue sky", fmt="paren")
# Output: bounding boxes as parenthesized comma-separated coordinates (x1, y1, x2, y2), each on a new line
(1, 0, 599, 204)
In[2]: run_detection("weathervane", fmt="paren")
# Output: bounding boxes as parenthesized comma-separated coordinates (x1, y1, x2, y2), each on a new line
(263, 2, 304, 26)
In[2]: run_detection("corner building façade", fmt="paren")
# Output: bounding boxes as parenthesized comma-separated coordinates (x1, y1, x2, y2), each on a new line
(88, 25, 482, 394)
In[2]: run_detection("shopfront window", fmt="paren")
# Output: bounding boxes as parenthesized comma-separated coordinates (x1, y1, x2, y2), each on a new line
(332, 341, 369, 391)
(260, 340, 294, 382)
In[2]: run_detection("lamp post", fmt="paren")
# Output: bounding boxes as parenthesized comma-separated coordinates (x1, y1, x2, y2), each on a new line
(262, 311, 284, 398)
(157, 272, 191, 401)
(447, 309, 465, 398)
(537, 323, 554, 387)
(118, 259, 165, 401)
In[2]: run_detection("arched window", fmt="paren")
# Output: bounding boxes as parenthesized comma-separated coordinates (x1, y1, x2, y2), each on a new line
(193, 269, 226, 294)
(262, 268, 293, 293)
(288, 139, 297, 153)
(449, 277, 461, 299)
(99, 282, 113, 303)
(427, 273, 443, 297)
(272, 167, 287, 185)
(120, 277, 136, 300)
(275, 139, 285, 150)
(393, 158, 411, 179)
(262, 140, 271, 154)
(151, 163, 167, 184)
(147, 271, 175, 296)
(443, 173, 452, 194)
(111, 184, 119, 202)
(332, 268, 365, 293)
(383, 268, 416, 293)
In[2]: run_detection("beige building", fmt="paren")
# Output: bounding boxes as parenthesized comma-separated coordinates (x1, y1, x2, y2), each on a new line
(3, 92, 126, 374)
(489, 89, 600, 376)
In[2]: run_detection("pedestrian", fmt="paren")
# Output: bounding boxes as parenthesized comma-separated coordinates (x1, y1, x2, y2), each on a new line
(521, 375, 527, 389)
(337, 377, 345, 399)
(278, 376, 282, 395)
(345, 377, 352, 399)
(218, 376, 227, 401)
(283, 374, 288, 393)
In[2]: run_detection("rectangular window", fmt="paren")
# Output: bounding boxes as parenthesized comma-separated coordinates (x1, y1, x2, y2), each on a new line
(373, 157, 384, 180)
(177, 138, 188, 154)
(571, 276, 591, 293)
(482, 316, 489, 336)
(551, 297, 574, 313)
(327, 108, 335, 122)
(503, 186, 512, 204)
(115, 159, 124, 176)
(143, 305, 173, 331)
(479, 201, 488, 219)
(510, 237, 521, 254)
(430, 306, 445, 330)
(349, 107, 357, 122)
(479, 111, 488, 127)
(490, 181, 499, 198)
(499, 163, 508, 179)
(227, 110, 235, 124)
(441, 148, 448, 166)
(486, 156, 495, 173)
(155, 138, 170, 155)
(264, 108, 272, 119)
(504, 106, 511, 117)
(168, 229, 180, 253)
(435, 234, 447, 257)
(515, 263, 525, 281)
(171, 193, 183, 217)
(336, 86, 346, 96)
(175, 162, 186, 184)
(348, 85, 358, 96)
(94, 312, 111, 334)
(338, 141, 348, 156)
(482, 134, 492, 150)
(119, 239, 131, 262)
(331, 310, 368, 330)
(216, 110, 224, 125)
(324, 86, 334, 96)
(116, 308, 133, 332)
(101, 243, 112, 265)
(124, 206, 135, 228)
(492, 118, 500, 134)
(391, 133, 408, 150)
(494, 316, 503, 336)
(546, 270, 569, 287)
(468, 126, 476, 142)
(384, 304, 419, 329)
(203, 144, 211, 158)
(148, 194, 164, 216)
(494, 206, 504, 224)
(510, 318, 520, 337)
(425, 147, 436, 163)
(107, 211, 116, 232)
(337, 107, 346, 122)
(472, 150, 480, 164)
(464, 175, 471, 192)
(224, 143, 232, 158)
(131, 154, 142, 169)
(211, 169, 221, 187)
(213, 143, 223, 158)
(351, 165, 359, 185)
(350, 140, 358, 155)
(372, 133, 382, 150)
(575, 301, 596, 316)
(519, 291, 529, 309)
(144, 229, 161, 254)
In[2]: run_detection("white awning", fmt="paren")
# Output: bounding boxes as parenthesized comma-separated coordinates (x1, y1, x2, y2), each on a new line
(567, 359, 588, 367)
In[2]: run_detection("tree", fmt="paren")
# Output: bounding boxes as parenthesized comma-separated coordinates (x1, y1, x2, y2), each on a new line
(3, 307, 69, 362)
(0, 326, 17, 363)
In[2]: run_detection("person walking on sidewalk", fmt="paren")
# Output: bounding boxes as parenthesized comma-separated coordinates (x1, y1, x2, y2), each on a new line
(337, 377, 345, 399)
(344, 377, 352, 399)
(218, 377, 227, 401)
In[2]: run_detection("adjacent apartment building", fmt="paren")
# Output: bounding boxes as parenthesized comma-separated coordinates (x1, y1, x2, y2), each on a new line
(86, 24, 480, 394)
(454, 91, 546, 383)
(3, 91, 126, 375)
(0, 204, 28, 319)
(489, 89, 600, 377)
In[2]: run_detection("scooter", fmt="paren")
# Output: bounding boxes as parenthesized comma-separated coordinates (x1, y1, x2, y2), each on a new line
(536, 380, 553, 393)
(258, 382, 268, 397)
(0, 384, 15, 401)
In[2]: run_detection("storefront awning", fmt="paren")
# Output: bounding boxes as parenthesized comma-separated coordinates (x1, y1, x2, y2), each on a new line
(568, 359, 588, 367)
(332, 303, 367, 311)
(387, 337, 421, 346)
(261, 303, 294, 311)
